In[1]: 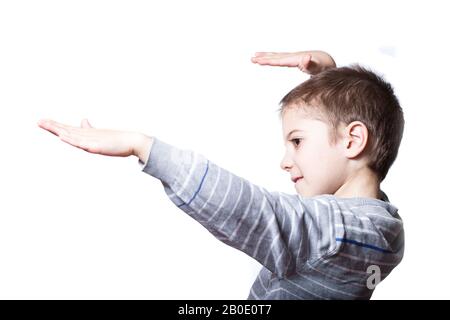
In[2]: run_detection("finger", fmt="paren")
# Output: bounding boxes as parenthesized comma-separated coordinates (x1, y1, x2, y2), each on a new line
(59, 131, 96, 152)
(298, 54, 312, 71)
(253, 52, 300, 59)
(50, 120, 79, 131)
(254, 52, 293, 57)
(38, 119, 70, 136)
(302, 53, 312, 65)
(47, 119, 91, 136)
(254, 52, 278, 57)
(252, 55, 300, 67)
(252, 54, 282, 62)
(38, 119, 58, 136)
(38, 119, 74, 131)
(251, 52, 291, 63)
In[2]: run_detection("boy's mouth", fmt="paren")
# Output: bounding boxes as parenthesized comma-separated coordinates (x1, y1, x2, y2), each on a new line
(291, 176, 303, 183)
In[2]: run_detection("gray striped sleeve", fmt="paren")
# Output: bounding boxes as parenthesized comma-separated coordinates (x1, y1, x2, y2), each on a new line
(141, 138, 337, 277)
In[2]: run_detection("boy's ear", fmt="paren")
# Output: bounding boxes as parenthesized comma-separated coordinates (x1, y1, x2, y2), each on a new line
(342, 121, 369, 159)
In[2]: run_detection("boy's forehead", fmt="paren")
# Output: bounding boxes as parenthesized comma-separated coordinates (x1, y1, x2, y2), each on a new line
(282, 107, 317, 129)
(281, 106, 329, 138)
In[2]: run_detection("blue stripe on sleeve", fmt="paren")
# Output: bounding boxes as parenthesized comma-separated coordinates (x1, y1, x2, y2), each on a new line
(178, 160, 210, 208)
(335, 237, 393, 254)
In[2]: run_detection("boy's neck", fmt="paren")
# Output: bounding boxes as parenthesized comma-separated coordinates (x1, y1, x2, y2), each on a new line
(334, 168, 381, 200)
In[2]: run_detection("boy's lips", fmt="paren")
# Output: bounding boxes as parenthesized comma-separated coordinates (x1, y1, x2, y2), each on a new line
(291, 176, 303, 183)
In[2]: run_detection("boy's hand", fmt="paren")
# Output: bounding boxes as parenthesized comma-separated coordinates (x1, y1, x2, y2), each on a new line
(251, 50, 336, 75)
(37, 118, 150, 160)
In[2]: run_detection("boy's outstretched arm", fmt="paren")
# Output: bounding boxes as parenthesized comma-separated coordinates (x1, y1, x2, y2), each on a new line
(251, 50, 336, 75)
(38, 118, 332, 278)
(137, 137, 340, 279)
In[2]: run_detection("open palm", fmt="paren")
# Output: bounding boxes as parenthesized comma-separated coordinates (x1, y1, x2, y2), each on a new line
(37, 118, 139, 157)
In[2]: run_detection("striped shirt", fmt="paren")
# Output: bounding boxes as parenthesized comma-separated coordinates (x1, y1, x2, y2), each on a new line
(140, 138, 404, 300)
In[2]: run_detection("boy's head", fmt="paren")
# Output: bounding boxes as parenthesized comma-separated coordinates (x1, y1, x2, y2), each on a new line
(279, 65, 404, 197)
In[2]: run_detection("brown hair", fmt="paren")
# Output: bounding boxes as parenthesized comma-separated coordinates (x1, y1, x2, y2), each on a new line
(278, 65, 404, 182)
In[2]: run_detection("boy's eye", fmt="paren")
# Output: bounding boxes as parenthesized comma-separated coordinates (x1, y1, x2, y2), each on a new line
(291, 138, 302, 147)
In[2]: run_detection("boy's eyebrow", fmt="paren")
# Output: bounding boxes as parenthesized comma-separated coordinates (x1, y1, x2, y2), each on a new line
(285, 129, 304, 140)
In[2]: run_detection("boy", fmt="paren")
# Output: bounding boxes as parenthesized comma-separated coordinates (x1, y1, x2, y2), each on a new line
(38, 50, 404, 299)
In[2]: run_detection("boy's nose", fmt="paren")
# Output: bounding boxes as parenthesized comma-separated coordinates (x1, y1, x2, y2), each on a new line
(280, 153, 293, 172)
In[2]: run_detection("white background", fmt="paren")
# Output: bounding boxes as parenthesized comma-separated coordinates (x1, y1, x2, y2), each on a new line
(0, 0, 449, 299)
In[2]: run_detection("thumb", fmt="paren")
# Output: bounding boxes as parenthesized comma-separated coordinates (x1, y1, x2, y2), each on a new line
(81, 118, 93, 128)
(298, 54, 312, 73)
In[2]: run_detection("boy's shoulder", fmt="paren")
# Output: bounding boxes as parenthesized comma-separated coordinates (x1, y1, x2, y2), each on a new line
(276, 190, 404, 260)
(281, 191, 402, 236)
